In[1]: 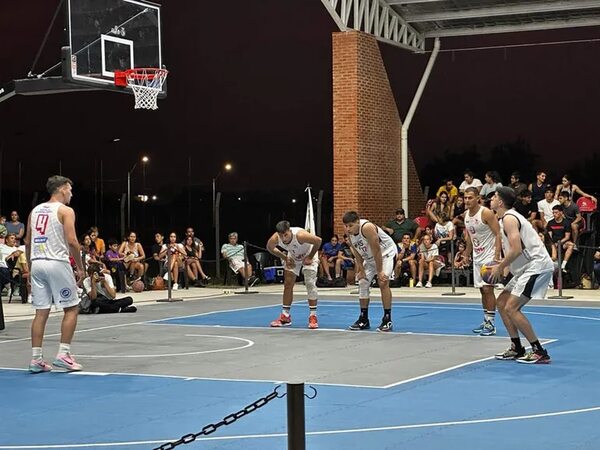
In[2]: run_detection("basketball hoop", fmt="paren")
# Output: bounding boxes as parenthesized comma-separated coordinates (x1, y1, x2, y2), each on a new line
(115, 68, 168, 110)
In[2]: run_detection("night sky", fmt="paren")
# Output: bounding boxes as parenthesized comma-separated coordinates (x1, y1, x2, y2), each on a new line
(1, 0, 600, 240)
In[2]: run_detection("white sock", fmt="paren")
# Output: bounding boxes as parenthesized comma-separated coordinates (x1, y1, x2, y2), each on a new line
(58, 343, 71, 356)
(561, 260, 567, 269)
(32, 347, 43, 359)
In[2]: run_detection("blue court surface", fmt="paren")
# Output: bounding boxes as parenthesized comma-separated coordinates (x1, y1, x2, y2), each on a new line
(2, 299, 600, 449)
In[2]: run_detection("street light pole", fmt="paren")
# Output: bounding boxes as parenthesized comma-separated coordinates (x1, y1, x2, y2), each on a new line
(127, 165, 134, 231)
(127, 156, 149, 232)
(212, 163, 232, 280)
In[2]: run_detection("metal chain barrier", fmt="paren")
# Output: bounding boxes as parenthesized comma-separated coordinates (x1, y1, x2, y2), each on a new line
(153, 385, 285, 450)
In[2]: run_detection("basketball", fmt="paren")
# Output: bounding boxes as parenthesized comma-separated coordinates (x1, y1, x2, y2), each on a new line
(480, 261, 499, 285)
(132, 280, 145, 293)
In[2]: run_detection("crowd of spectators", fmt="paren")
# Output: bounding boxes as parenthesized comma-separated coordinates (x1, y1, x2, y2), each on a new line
(2, 168, 599, 301)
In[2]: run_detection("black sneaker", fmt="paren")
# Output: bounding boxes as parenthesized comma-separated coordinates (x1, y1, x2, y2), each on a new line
(349, 318, 370, 330)
(377, 318, 393, 332)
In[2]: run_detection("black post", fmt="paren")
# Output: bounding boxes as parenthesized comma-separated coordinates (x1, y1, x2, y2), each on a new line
(287, 382, 305, 450)
(442, 239, 465, 296)
(548, 243, 573, 299)
(235, 241, 258, 294)
(0, 290, 5, 330)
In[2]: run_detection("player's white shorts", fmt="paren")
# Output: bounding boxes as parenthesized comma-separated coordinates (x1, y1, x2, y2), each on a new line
(363, 253, 395, 283)
(31, 259, 80, 310)
(229, 258, 245, 274)
(473, 262, 494, 288)
(283, 257, 319, 276)
(504, 267, 553, 300)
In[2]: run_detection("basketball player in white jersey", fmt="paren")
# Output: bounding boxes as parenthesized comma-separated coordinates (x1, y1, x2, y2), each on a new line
(489, 187, 554, 364)
(463, 187, 501, 336)
(24, 176, 85, 373)
(342, 211, 398, 332)
(266, 221, 322, 329)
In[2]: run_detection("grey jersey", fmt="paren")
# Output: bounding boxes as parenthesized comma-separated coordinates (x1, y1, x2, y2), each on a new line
(500, 209, 553, 276)
(349, 219, 397, 261)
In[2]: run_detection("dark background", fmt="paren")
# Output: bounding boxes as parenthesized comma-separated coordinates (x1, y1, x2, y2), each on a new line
(1, 0, 600, 254)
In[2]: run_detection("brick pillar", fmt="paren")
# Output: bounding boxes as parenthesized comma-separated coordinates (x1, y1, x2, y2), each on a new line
(332, 31, 425, 236)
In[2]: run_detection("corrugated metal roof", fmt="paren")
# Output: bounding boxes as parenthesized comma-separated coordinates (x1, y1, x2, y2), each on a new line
(386, 0, 600, 37)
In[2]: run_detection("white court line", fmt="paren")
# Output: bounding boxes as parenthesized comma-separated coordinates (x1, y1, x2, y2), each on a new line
(76, 335, 254, 358)
(0, 301, 280, 345)
(1, 403, 598, 448)
(382, 338, 558, 389)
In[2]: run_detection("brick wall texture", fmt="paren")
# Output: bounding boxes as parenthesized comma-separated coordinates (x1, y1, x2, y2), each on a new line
(332, 31, 425, 236)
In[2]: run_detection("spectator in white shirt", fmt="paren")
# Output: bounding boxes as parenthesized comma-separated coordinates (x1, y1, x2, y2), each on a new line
(416, 234, 444, 288)
(459, 170, 483, 194)
(537, 187, 560, 231)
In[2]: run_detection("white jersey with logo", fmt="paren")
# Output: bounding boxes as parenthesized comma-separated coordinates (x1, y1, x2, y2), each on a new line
(500, 209, 554, 277)
(349, 219, 397, 261)
(30, 202, 69, 263)
(464, 206, 496, 265)
(277, 227, 313, 262)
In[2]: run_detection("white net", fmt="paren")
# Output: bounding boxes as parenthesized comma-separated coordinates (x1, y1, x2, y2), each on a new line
(126, 68, 168, 110)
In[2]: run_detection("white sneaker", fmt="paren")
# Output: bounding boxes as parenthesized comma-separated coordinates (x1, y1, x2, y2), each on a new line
(172, 283, 179, 290)
(425, 281, 432, 288)
(415, 281, 423, 288)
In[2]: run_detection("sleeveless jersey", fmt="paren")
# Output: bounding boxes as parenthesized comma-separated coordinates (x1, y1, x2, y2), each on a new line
(277, 227, 313, 262)
(464, 206, 496, 265)
(531, 182, 549, 204)
(500, 209, 553, 276)
(349, 219, 397, 261)
(30, 202, 70, 262)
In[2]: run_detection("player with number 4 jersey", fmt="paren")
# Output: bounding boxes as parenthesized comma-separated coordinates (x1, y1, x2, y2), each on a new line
(25, 176, 85, 373)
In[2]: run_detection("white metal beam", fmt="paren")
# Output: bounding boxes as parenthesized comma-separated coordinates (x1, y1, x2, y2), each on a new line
(387, 0, 445, 4)
(404, 0, 600, 23)
(424, 16, 600, 37)
(320, 0, 425, 51)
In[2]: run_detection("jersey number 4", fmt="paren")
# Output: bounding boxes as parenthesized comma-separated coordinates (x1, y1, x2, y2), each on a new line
(35, 214, 49, 235)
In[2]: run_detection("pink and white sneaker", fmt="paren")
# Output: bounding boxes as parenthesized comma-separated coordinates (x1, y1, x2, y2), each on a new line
(52, 353, 83, 372)
(29, 359, 52, 374)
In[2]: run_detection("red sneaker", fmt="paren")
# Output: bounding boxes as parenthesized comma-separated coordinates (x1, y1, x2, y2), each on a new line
(270, 313, 292, 327)
(308, 315, 319, 329)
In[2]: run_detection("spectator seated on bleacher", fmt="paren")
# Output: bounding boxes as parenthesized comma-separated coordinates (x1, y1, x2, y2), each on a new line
(104, 239, 127, 293)
(160, 232, 187, 290)
(537, 187, 559, 232)
(433, 212, 455, 264)
(480, 171, 503, 199)
(393, 233, 417, 284)
(382, 208, 420, 242)
(415, 234, 444, 288)
(184, 235, 211, 286)
(453, 240, 470, 269)
(558, 191, 583, 244)
(319, 234, 342, 281)
(436, 179, 458, 204)
(336, 234, 355, 286)
(509, 171, 528, 196)
(514, 190, 537, 227)
(119, 231, 146, 282)
(555, 174, 597, 206)
(459, 170, 483, 194)
(451, 194, 466, 235)
(221, 232, 256, 286)
(427, 191, 452, 224)
(546, 205, 575, 273)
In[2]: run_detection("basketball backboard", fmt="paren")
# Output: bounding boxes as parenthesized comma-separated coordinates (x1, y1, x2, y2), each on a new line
(64, 0, 164, 95)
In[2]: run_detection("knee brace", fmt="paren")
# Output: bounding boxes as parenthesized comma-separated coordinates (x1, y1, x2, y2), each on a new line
(358, 278, 371, 298)
(304, 269, 318, 300)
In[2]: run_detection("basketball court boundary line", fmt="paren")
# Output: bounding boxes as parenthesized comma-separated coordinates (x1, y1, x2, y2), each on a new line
(0, 402, 597, 448)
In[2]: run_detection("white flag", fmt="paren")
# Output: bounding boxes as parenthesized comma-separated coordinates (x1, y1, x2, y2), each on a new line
(305, 186, 315, 234)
